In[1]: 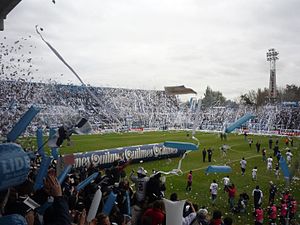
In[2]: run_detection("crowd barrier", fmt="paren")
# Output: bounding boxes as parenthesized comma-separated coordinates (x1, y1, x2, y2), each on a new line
(63, 143, 187, 168)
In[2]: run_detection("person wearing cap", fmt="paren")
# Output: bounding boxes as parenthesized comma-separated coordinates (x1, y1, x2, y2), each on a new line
(130, 167, 149, 204)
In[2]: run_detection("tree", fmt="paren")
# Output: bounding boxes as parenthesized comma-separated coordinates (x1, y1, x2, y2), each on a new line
(256, 88, 269, 106)
(202, 86, 226, 107)
(240, 90, 257, 105)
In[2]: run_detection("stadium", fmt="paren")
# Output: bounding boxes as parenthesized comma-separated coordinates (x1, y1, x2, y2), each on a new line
(0, 1, 300, 225)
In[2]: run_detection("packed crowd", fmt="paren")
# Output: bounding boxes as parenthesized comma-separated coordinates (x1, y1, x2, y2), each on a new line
(1, 80, 300, 138)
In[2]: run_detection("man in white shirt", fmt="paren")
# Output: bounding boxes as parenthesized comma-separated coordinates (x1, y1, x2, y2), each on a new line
(267, 156, 273, 171)
(222, 175, 230, 192)
(240, 157, 247, 176)
(210, 180, 218, 206)
(182, 201, 197, 225)
(286, 150, 293, 166)
(252, 166, 258, 180)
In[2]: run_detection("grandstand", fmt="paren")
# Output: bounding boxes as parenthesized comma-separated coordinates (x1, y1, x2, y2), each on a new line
(0, 79, 300, 137)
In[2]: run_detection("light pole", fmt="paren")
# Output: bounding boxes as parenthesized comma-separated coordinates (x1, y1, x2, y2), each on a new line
(266, 48, 279, 102)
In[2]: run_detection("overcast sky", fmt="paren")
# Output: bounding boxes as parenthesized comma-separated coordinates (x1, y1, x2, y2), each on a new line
(2, 0, 300, 100)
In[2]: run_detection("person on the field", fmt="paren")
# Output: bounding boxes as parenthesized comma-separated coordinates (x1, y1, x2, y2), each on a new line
(252, 185, 263, 209)
(273, 145, 279, 157)
(248, 138, 253, 149)
(202, 148, 207, 162)
(275, 138, 279, 146)
(220, 145, 227, 158)
(240, 157, 247, 176)
(279, 199, 288, 225)
(253, 206, 264, 225)
(269, 137, 273, 150)
(210, 180, 218, 206)
(207, 148, 213, 162)
(225, 183, 236, 209)
(222, 176, 230, 192)
(268, 181, 277, 204)
(267, 156, 273, 172)
(286, 150, 293, 166)
(274, 163, 280, 179)
(262, 148, 267, 162)
(285, 137, 289, 146)
(267, 202, 277, 225)
(252, 166, 258, 181)
(234, 194, 247, 213)
(255, 141, 261, 153)
(186, 170, 193, 192)
(289, 196, 297, 221)
(276, 150, 282, 162)
(244, 131, 248, 141)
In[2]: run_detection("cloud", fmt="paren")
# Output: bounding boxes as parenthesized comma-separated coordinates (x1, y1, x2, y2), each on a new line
(2, 0, 300, 99)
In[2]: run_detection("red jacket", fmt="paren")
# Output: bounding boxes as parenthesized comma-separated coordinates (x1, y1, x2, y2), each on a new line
(227, 187, 236, 198)
(269, 205, 277, 219)
(142, 208, 165, 225)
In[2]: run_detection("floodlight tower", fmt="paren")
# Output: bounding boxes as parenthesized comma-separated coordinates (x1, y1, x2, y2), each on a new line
(266, 48, 279, 101)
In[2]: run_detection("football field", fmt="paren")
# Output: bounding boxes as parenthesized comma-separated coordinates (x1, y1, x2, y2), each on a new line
(22, 131, 300, 224)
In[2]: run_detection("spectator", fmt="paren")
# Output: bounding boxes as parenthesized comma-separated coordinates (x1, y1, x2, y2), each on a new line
(142, 200, 165, 225)
(209, 210, 223, 225)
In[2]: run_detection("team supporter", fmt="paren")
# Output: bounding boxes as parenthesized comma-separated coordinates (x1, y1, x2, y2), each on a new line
(286, 150, 293, 166)
(279, 199, 288, 225)
(130, 167, 149, 204)
(253, 207, 264, 225)
(267, 202, 277, 225)
(268, 181, 277, 204)
(252, 167, 258, 181)
(240, 157, 247, 176)
(210, 180, 218, 206)
(142, 200, 165, 225)
(267, 156, 273, 171)
(222, 176, 230, 192)
(252, 186, 263, 209)
(209, 210, 223, 225)
(186, 171, 193, 192)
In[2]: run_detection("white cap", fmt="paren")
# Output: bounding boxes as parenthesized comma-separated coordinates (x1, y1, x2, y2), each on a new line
(137, 167, 147, 175)
(198, 208, 208, 216)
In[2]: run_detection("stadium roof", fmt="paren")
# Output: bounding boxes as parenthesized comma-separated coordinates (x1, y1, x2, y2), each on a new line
(164, 85, 197, 95)
(0, 0, 22, 31)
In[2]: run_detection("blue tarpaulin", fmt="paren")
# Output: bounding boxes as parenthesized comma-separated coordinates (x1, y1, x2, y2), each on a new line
(205, 165, 232, 174)
(163, 141, 198, 151)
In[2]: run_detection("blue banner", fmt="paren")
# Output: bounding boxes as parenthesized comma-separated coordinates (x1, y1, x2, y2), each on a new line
(64, 143, 185, 168)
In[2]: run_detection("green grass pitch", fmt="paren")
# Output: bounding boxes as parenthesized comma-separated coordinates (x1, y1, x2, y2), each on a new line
(21, 131, 300, 224)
